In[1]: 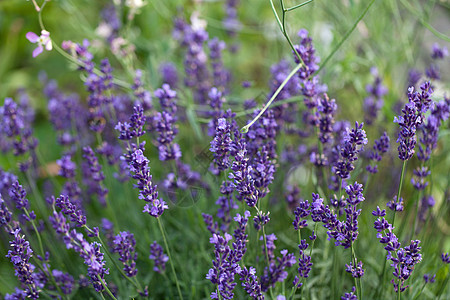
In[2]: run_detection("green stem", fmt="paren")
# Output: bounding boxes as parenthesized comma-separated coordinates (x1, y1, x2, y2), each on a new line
(350, 244, 361, 300)
(157, 218, 183, 299)
(317, 0, 377, 74)
(24, 208, 45, 257)
(97, 275, 118, 300)
(241, 63, 302, 133)
(392, 160, 407, 228)
(286, 0, 314, 12)
(399, 0, 450, 42)
(412, 282, 427, 300)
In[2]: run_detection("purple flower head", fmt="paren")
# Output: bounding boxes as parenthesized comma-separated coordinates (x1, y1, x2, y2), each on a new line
(159, 62, 179, 88)
(26, 30, 52, 57)
(154, 83, 177, 114)
(6, 229, 40, 299)
(293, 200, 310, 230)
(154, 111, 181, 161)
(51, 269, 75, 295)
(423, 274, 436, 283)
(82, 146, 108, 205)
(57, 154, 77, 179)
(0, 196, 12, 227)
(317, 93, 337, 144)
(202, 213, 219, 235)
(113, 231, 138, 277)
(431, 43, 448, 60)
(116, 105, 146, 140)
(80, 239, 109, 292)
(294, 29, 320, 79)
(334, 122, 368, 179)
(210, 118, 233, 171)
(229, 139, 260, 207)
(387, 196, 404, 212)
(345, 260, 364, 278)
(261, 249, 296, 292)
(296, 239, 312, 283)
(54, 195, 86, 227)
(442, 253, 450, 264)
(132, 70, 153, 110)
(391, 240, 422, 293)
(149, 241, 168, 273)
(239, 266, 264, 300)
(253, 210, 270, 231)
(341, 286, 357, 300)
(367, 131, 390, 173)
(9, 181, 30, 211)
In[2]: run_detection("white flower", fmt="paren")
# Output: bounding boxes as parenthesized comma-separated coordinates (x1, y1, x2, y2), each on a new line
(26, 30, 52, 57)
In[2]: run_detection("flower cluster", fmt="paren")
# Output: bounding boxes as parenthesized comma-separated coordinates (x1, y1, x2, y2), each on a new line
(334, 122, 368, 180)
(113, 231, 138, 277)
(372, 207, 422, 292)
(149, 241, 169, 273)
(363, 67, 387, 125)
(394, 82, 433, 161)
(366, 131, 390, 173)
(82, 146, 108, 205)
(206, 211, 250, 299)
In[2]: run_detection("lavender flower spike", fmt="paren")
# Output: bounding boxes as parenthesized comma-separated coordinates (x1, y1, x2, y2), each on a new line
(149, 241, 169, 273)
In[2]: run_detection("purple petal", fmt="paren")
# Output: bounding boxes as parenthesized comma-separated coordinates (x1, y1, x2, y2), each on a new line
(32, 45, 43, 58)
(26, 32, 39, 43)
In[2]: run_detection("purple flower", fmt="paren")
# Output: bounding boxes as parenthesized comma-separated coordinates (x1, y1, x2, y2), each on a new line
(431, 43, 448, 60)
(364, 67, 387, 125)
(387, 196, 404, 212)
(149, 241, 169, 273)
(202, 213, 219, 235)
(229, 139, 260, 207)
(82, 146, 108, 205)
(6, 229, 40, 299)
(334, 122, 368, 180)
(442, 253, 450, 264)
(295, 239, 312, 286)
(345, 260, 364, 278)
(210, 118, 233, 171)
(132, 70, 152, 110)
(341, 286, 357, 300)
(9, 181, 30, 211)
(394, 82, 433, 160)
(154, 84, 177, 114)
(113, 231, 138, 277)
(123, 142, 168, 218)
(207, 212, 251, 299)
(293, 200, 310, 231)
(423, 274, 436, 283)
(391, 240, 422, 293)
(116, 105, 146, 140)
(317, 93, 337, 144)
(26, 30, 52, 57)
(366, 132, 390, 173)
(239, 266, 264, 300)
(253, 210, 270, 231)
(261, 249, 296, 292)
(159, 62, 179, 88)
(54, 195, 87, 227)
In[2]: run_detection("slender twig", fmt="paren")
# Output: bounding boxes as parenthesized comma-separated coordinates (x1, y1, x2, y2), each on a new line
(399, 0, 450, 42)
(157, 218, 183, 299)
(243, 0, 376, 133)
(286, 0, 314, 12)
(241, 63, 302, 133)
(317, 0, 377, 74)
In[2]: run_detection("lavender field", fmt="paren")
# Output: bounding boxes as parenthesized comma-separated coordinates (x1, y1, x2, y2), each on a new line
(0, 0, 449, 299)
